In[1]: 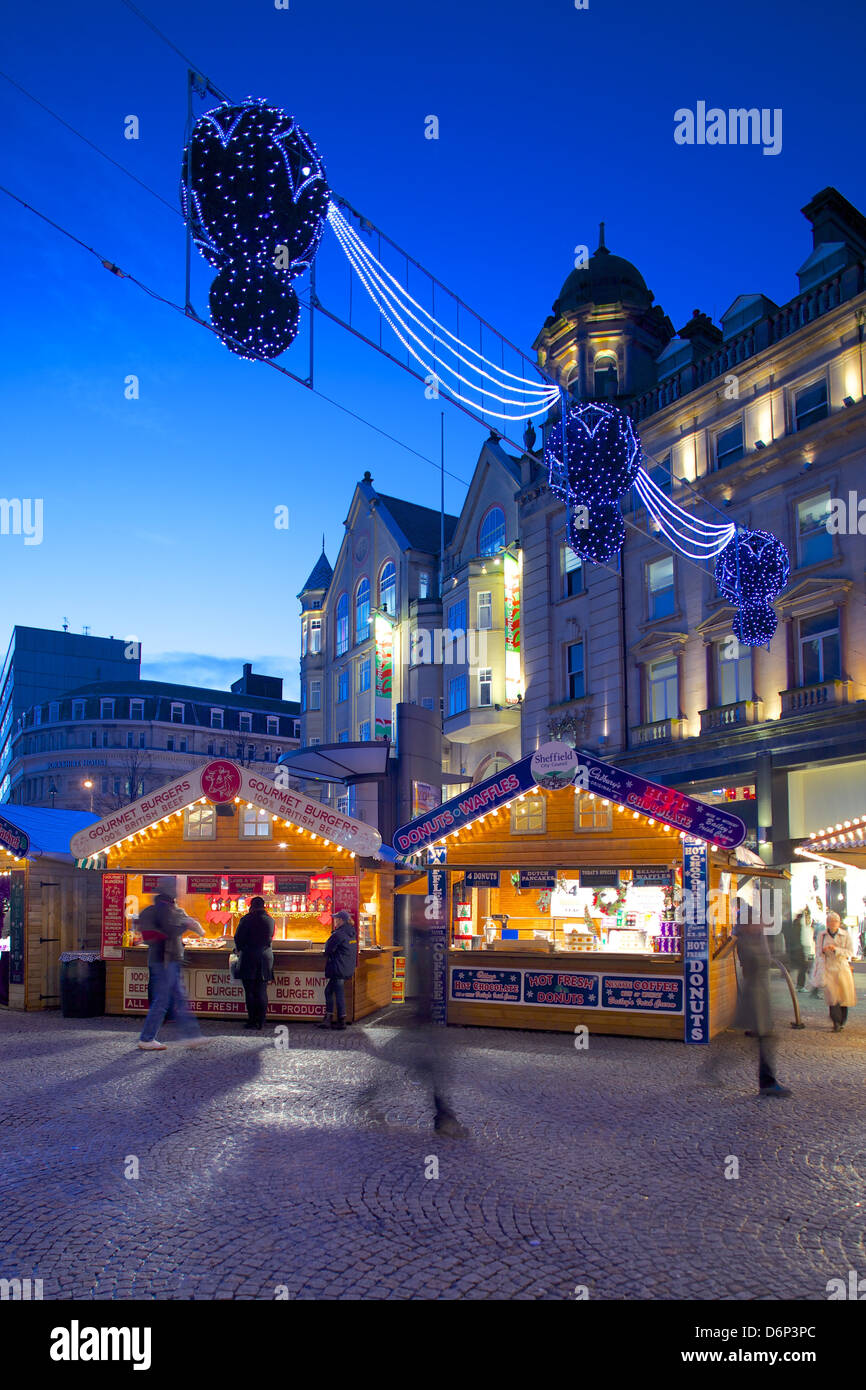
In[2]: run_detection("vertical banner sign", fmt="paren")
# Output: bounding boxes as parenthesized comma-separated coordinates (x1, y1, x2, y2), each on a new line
(427, 867, 448, 1025)
(374, 613, 393, 741)
(683, 836, 709, 1045)
(503, 552, 522, 705)
(9, 869, 26, 986)
(101, 872, 127, 960)
(333, 875, 360, 924)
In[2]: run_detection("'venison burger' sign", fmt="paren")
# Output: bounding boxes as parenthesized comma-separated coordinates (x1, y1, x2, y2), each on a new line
(69, 761, 382, 860)
(392, 742, 746, 853)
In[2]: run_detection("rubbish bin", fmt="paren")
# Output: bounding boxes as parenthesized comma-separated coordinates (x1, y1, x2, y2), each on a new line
(60, 952, 106, 1017)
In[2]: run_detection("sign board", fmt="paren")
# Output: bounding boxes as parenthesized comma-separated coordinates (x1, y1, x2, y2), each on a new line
(450, 967, 521, 1003)
(70, 760, 383, 860)
(226, 875, 264, 896)
(123, 965, 149, 1011)
(412, 781, 440, 818)
(600, 976, 684, 1013)
(519, 869, 557, 889)
(9, 869, 26, 985)
(0, 814, 29, 859)
(428, 867, 448, 1024)
(123, 964, 327, 1019)
(393, 744, 746, 854)
(465, 870, 500, 888)
(631, 865, 673, 887)
(333, 875, 360, 924)
(274, 875, 309, 895)
(101, 873, 126, 959)
(523, 970, 599, 1007)
(448, 966, 683, 1014)
(426, 844, 447, 865)
(530, 742, 578, 790)
(579, 867, 621, 888)
(187, 874, 223, 895)
(682, 835, 710, 1045)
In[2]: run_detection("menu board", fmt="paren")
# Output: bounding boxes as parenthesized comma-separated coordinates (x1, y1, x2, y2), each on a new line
(227, 875, 264, 896)
(9, 870, 25, 985)
(580, 867, 621, 888)
(601, 976, 683, 1012)
(187, 874, 223, 895)
(631, 865, 673, 887)
(450, 967, 521, 1003)
(518, 870, 557, 889)
(465, 870, 500, 888)
(523, 970, 599, 1007)
(450, 966, 684, 1014)
(333, 875, 360, 924)
(274, 875, 309, 895)
(101, 873, 127, 959)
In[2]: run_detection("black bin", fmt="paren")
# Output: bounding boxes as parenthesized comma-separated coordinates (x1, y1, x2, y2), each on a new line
(60, 957, 106, 1017)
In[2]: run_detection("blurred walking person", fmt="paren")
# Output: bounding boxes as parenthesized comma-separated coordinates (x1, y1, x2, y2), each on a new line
(783, 906, 813, 992)
(137, 882, 206, 1052)
(817, 911, 857, 1032)
(735, 916, 791, 1098)
(234, 895, 275, 1031)
(318, 909, 357, 1031)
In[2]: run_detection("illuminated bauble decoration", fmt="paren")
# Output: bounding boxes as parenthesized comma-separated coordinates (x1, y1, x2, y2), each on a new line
(181, 97, 330, 359)
(210, 265, 300, 361)
(715, 528, 790, 646)
(546, 402, 642, 561)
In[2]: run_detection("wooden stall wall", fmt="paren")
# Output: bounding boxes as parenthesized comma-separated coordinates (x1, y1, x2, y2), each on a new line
(105, 809, 359, 877)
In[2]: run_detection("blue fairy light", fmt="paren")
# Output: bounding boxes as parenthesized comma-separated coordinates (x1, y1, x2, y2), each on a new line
(545, 402, 642, 562)
(715, 528, 790, 646)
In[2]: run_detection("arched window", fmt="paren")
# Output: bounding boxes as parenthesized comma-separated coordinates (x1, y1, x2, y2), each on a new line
(478, 506, 506, 556)
(355, 578, 371, 643)
(335, 593, 349, 656)
(593, 352, 618, 399)
(378, 560, 397, 616)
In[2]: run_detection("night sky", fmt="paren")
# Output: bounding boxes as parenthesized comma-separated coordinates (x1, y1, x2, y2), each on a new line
(3, 0, 864, 698)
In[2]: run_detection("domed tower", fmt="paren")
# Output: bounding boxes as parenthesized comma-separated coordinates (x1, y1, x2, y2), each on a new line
(534, 224, 674, 402)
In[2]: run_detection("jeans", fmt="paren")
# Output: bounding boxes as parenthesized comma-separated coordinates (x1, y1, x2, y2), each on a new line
(324, 977, 346, 1021)
(139, 962, 200, 1042)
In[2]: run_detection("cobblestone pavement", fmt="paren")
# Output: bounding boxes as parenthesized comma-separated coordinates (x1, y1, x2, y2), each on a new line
(1, 980, 863, 1301)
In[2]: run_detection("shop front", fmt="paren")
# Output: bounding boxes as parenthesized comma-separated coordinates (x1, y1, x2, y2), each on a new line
(394, 743, 749, 1041)
(69, 759, 396, 1024)
(0, 807, 102, 1010)
(793, 812, 866, 952)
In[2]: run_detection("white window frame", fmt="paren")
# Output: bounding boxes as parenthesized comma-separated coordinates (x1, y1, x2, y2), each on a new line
(479, 668, 493, 707)
(647, 657, 679, 723)
(647, 556, 675, 621)
(72, 700, 86, 721)
(239, 712, 253, 734)
(511, 797, 546, 834)
(210, 708, 224, 729)
(309, 618, 322, 654)
(477, 591, 493, 630)
(100, 699, 115, 719)
(170, 702, 185, 724)
(129, 699, 144, 720)
(184, 805, 216, 840)
(575, 794, 612, 831)
(266, 715, 279, 736)
(239, 806, 272, 839)
(311, 681, 321, 711)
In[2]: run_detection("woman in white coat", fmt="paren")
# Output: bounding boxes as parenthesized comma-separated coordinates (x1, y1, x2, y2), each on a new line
(817, 911, 857, 1032)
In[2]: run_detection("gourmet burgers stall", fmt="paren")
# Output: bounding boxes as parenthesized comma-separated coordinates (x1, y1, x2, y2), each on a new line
(393, 743, 748, 1042)
(69, 760, 395, 1024)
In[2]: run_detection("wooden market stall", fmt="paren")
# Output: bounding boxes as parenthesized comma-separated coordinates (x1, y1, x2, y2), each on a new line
(393, 743, 750, 1042)
(0, 806, 102, 1011)
(68, 759, 395, 1025)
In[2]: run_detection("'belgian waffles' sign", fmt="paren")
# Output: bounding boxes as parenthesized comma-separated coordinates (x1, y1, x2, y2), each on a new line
(69, 761, 382, 860)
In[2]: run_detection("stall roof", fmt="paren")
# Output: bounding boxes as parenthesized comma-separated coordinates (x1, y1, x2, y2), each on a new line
(277, 742, 391, 782)
(795, 811, 866, 871)
(0, 805, 98, 860)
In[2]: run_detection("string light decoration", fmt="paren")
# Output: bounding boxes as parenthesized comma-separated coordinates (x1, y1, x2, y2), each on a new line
(545, 402, 642, 562)
(180, 98, 330, 359)
(714, 528, 790, 646)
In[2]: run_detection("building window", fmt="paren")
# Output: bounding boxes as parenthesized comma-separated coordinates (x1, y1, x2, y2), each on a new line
(309, 618, 321, 655)
(478, 506, 506, 556)
(139, 733, 146, 749)
(575, 793, 612, 831)
(419, 571, 430, 599)
(126, 731, 134, 748)
(448, 675, 468, 716)
(799, 610, 841, 685)
(102, 731, 110, 748)
(292, 720, 300, 740)
(477, 591, 492, 629)
(167, 736, 175, 751)
(335, 593, 349, 656)
(184, 805, 216, 840)
(266, 716, 279, 736)
(715, 422, 744, 470)
(479, 668, 493, 706)
(647, 454, 672, 493)
(100, 699, 115, 719)
(797, 491, 833, 567)
(647, 556, 675, 620)
(207, 741, 215, 756)
(422, 697, 434, 711)
(113, 778, 121, 797)
(170, 703, 184, 723)
(512, 796, 546, 834)
(567, 642, 585, 700)
(794, 378, 828, 432)
(210, 708, 224, 729)
(563, 547, 583, 597)
(379, 561, 397, 616)
(47, 702, 59, 723)
(300, 685, 307, 713)
(263, 746, 272, 763)
(593, 352, 618, 398)
(239, 712, 253, 734)
(355, 578, 371, 643)
(72, 700, 85, 720)
(240, 807, 271, 838)
(178, 737, 188, 753)
(337, 670, 349, 703)
(359, 720, 371, 742)
(301, 622, 308, 658)
(311, 681, 321, 711)
(358, 660, 371, 693)
(247, 745, 255, 761)
(647, 657, 679, 723)
(129, 699, 144, 720)
(33, 706, 42, 726)
(717, 641, 753, 705)
(90, 731, 98, 748)
(446, 599, 467, 635)
(338, 730, 349, 743)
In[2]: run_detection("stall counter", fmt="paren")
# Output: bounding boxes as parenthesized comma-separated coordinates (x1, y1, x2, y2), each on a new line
(107, 945, 394, 1024)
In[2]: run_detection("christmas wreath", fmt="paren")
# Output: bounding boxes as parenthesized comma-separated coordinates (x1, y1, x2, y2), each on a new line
(592, 886, 626, 916)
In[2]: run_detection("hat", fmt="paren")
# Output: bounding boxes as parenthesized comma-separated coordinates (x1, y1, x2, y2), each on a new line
(155, 877, 177, 900)
(334, 909, 353, 926)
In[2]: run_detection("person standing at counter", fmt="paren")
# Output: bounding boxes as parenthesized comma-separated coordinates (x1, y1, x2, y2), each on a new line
(137, 885, 206, 1052)
(234, 896, 276, 1032)
(318, 909, 357, 1031)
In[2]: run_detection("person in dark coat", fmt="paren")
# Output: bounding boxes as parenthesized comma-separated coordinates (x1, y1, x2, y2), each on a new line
(234, 896, 275, 1031)
(318, 909, 357, 1030)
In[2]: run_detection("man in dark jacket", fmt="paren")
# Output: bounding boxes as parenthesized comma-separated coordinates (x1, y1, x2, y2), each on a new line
(234, 895, 275, 1031)
(137, 885, 206, 1051)
(318, 909, 357, 1030)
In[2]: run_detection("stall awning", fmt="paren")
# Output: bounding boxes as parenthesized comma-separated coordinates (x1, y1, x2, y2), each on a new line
(277, 742, 391, 783)
(0, 805, 98, 862)
(794, 812, 866, 871)
(725, 844, 791, 879)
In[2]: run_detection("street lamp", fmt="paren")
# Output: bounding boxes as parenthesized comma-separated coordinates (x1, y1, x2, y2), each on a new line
(83, 779, 94, 813)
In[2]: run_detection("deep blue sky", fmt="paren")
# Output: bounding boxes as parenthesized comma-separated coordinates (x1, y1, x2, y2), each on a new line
(3, 0, 864, 699)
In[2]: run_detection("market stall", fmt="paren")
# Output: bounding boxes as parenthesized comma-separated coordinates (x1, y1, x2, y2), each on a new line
(793, 813, 866, 947)
(69, 759, 395, 1024)
(0, 806, 102, 1010)
(393, 742, 749, 1042)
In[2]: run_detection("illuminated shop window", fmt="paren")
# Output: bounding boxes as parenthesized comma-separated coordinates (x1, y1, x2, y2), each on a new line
(575, 794, 612, 831)
(184, 805, 216, 840)
(240, 807, 271, 838)
(512, 797, 546, 834)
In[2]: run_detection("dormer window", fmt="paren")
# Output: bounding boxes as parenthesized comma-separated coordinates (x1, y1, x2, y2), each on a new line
(593, 352, 618, 399)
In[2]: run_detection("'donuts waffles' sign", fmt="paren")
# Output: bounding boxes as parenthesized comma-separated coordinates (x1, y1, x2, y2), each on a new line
(69, 760, 382, 859)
